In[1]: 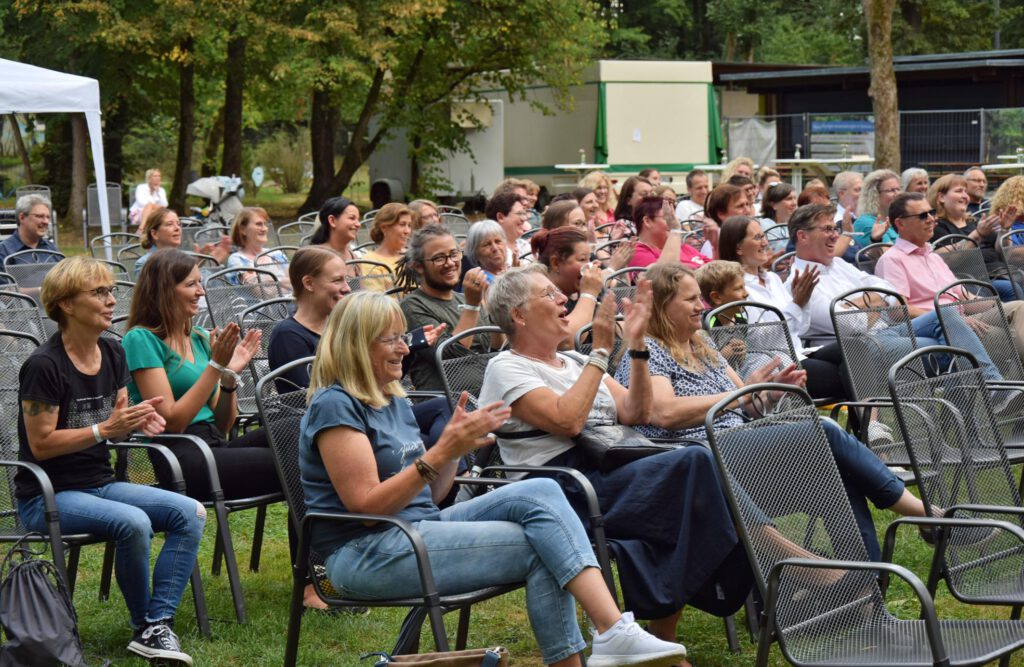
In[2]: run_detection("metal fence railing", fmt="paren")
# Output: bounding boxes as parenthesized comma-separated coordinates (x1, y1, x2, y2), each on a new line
(725, 108, 1024, 174)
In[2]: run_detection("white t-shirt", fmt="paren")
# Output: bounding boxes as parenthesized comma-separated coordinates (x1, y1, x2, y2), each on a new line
(479, 351, 617, 468)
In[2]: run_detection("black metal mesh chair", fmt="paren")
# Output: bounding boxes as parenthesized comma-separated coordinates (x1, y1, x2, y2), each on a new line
(933, 234, 996, 283)
(276, 222, 315, 248)
(763, 223, 790, 253)
(90, 232, 140, 260)
(117, 244, 145, 278)
(95, 259, 131, 283)
(0, 290, 48, 343)
(772, 251, 796, 282)
(703, 301, 800, 382)
(0, 272, 14, 289)
(998, 230, 1024, 289)
(345, 259, 395, 292)
(829, 287, 930, 468)
(201, 267, 284, 329)
(854, 242, 892, 275)
(192, 225, 231, 248)
(2, 249, 65, 296)
(256, 245, 299, 270)
(933, 279, 1024, 451)
(574, 317, 625, 373)
(603, 267, 646, 314)
(440, 214, 471, 236)
(237, 297, 294, 416)
(885, 347, 1024, 607)
(435, 326, 503, 413)
(256, 362, 521, 666)
(705, 382, 1024, 666)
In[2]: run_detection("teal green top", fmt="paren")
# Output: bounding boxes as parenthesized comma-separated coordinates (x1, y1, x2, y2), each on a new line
(852, 213, 898, 248)
(122, 327, 217, 425)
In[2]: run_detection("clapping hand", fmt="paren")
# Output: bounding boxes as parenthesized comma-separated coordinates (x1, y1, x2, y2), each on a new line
(443, 392, 511, 457)
(424, 323, 447, 346)
(102, 395, 167, 440)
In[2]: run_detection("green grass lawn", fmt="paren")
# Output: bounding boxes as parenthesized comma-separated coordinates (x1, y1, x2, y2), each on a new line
(62, 493, 1024, 666)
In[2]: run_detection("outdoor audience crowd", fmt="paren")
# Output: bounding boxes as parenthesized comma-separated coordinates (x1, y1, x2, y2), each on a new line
(7, 158, 1024, 666)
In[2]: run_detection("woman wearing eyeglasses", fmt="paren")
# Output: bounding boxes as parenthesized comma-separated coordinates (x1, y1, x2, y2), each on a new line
(852, 169, 901, 248)
(226, 207, 291, 292)
(16, 257, 202, 665)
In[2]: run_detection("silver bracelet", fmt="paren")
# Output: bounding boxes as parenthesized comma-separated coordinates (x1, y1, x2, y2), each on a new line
(91, 423, 104, 444)
(208, 359, 244, 387)
(586, 355, 609, 373)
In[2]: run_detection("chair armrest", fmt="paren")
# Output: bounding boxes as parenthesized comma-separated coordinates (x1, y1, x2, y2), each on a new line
(765, 557, 948, 664)
(144, 433, 226, 502)
(299, 511, 443, 605)
(112, 439, 187, 494)
(452, 476, 513, 489)
(0, 459, 69, 585)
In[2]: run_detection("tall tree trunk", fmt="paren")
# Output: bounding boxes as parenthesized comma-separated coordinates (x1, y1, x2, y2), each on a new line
(864, 0, 900, 172)
(170, 37, 196, 213)
(9, 114, 35, 183)
(202, 106, 225, 177)
(221, 33, 246, 176)
(68, 114, 88, 230)
(300, 88, 340, 213)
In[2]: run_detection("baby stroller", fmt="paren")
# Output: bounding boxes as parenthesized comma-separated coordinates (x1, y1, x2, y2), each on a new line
(186, 175, 245, 225)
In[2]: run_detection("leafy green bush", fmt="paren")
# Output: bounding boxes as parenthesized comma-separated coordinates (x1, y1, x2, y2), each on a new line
(258, 132, 307, 194)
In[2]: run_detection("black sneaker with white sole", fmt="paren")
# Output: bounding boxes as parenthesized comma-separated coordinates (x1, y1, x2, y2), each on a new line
(127, 622, 193, 665)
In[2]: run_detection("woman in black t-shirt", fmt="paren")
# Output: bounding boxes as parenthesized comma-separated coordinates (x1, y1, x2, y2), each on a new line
(16, 257, 203, 666)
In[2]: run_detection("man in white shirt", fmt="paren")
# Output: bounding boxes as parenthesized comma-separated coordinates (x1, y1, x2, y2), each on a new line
(787, 203, 1005, 384)
(832, 171, 862, 224)
(675, 170, 709, 222)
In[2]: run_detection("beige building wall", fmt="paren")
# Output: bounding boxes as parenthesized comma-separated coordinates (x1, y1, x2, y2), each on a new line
(720, 88, 761, 118)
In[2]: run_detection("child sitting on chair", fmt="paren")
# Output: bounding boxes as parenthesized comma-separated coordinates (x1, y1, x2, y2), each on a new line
(695, 260, 749, 367)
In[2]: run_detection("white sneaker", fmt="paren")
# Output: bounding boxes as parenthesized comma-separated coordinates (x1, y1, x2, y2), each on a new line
(589, 612, 687, 667)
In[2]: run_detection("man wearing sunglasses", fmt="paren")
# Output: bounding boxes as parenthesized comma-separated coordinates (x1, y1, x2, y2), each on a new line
(875, 192, 1024, 369)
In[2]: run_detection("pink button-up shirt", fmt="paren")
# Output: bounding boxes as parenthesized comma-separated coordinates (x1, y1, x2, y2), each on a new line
(874, 238, 959, 311)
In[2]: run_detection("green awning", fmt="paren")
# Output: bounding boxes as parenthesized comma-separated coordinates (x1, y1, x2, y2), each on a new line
(594, 82, 608, 164)
(707, 84, 723, 163)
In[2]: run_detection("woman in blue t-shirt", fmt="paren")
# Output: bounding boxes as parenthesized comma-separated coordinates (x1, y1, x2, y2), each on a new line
(300, 291, 686, 667)
(16, 257, 203, 665)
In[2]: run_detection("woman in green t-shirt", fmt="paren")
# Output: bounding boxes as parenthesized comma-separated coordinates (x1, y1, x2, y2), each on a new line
(122, 249, 280, 505)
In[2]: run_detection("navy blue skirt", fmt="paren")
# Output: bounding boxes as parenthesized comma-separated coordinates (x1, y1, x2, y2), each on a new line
(543, 443, 753, 620)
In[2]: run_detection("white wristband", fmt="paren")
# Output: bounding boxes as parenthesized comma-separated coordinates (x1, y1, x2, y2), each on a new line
(578, 293, 598, 302)
(458, 304, 481, 312)
(92, 423, 104, 444)
(208, 359, 244, 387)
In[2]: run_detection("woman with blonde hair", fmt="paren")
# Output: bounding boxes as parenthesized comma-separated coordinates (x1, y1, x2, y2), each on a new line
(720, 156, 754, 183)
(362, 202, 413, 274)
(17, 256, 202, 664)
(579, 171, 617, 224)
(852, 168, 901, 247)
(300, 290, 685, 667)
(226, 206, 291, 291)
(409, 199, 441, 230)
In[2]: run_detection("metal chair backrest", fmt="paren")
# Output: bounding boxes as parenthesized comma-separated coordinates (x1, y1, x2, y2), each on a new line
(603, 266, 646, 313)
(112, 281, 135, 325)
(931, 234, 991, 283)
(3, 249, 65, 291)
(0, 331, 42, 534)
(15, 185, 50, 201)
(702, 301, 799, 381)
(435, 325, 503, 412)
(238, 298, 295, 415)
(90, 232, 140, 260)
(0, 291, 47, 343)
(202, 267, 283, 329)
(574, 317, 625, 372)
(934, 279, 1024, 382)
(762, 223, 790, 253)
(0, 273, 14, 289)
(186, 252, 221, 272)
(345, 259, 395, 292)
(277, 222, 315, 247)
(829, 286, 927, 402)
(296, 211, 318, 223)
(854, 242, 892, 275)
(118, 244, 145, 277)
(257, 245, 300, 264)
(886, 347, 1024, 600)
(437, 205, 464, 216)
(440, 214, 471, 236)
(192, 225, 231, 248)
(96, 259, 131, 283)
(771, 251, 796, 282)
(255, 360, 314, 537)
(362, 209, 379, 221)
(680, 228, 704, 249)
(299, 233, 314, 247)
(705, 384, 881, 656)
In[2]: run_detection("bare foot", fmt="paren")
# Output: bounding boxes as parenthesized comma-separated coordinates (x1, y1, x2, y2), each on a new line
(303, 583, 329, 610)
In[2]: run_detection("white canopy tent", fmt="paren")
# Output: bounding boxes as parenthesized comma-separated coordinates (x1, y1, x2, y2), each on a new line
(0, 59, 112, 242)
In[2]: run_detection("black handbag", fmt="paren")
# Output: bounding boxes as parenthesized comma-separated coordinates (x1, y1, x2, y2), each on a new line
(0, 534, 89, 667)
(501, 423, 681, 472)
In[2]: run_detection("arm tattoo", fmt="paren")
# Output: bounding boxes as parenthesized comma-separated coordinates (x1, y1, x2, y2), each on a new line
(22, 400, 58, 417)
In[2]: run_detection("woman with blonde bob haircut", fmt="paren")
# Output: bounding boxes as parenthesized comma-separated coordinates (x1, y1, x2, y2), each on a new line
(17, 256, 202, 664)
(579, 170, 617, 224)
(299, 290, 686, 667)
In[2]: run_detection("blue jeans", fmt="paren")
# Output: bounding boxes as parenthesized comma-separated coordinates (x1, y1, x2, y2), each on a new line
(325, 478, 598, 664)
(910, 309, 1002, 382)
(993, 279, 1019, 302)
(18, 482, 206, 629)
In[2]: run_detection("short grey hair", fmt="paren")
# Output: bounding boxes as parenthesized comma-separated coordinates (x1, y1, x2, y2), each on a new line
(900, 167, 929, 191)
(832, 171, 862, 196)
(16, 194, 52, 220)
(963, 166, 986, 179)
(486, 264, 548, 341)
(464, 219, 505, 265)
